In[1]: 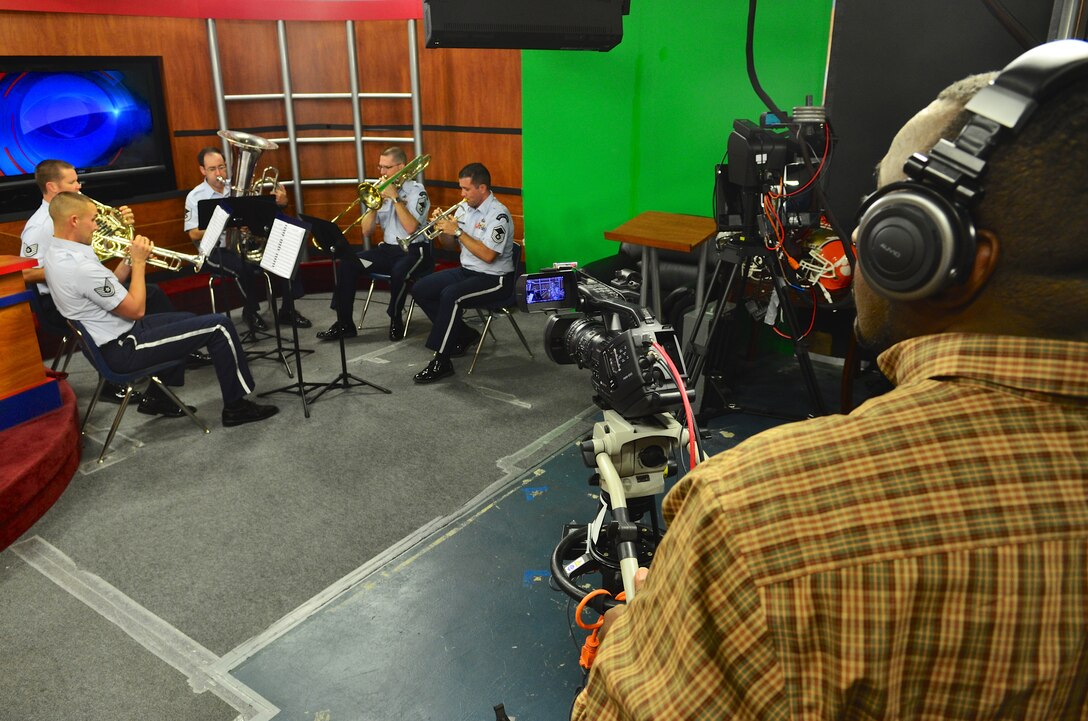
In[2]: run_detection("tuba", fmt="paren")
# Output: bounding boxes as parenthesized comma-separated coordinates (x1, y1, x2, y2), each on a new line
(218, 129, 279, 261)
(218, 129, 279, 197)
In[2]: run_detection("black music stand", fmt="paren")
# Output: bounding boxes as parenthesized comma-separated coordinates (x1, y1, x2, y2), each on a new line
(200, 197, 314, 370)
(300, 213, 391, 404)
(253, 215, 322, 418)
(197, 197, 276, 346)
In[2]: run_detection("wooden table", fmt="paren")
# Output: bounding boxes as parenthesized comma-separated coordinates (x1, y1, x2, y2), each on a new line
(604, 211, 717, 317)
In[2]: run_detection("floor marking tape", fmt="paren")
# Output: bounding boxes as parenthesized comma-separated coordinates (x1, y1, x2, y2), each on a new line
(11, 536, 280, 721)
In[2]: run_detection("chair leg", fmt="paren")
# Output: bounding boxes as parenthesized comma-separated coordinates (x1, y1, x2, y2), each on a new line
(475, 309, 498, 341)
(208, 275, 219, 315)
(467, 313, 496, 375)
(60, 334, 79, 373)
(404, 298, 415, 335)
(81, 376, 108, 435)
(51, 334, 77, 372)
(358, 280, 377, 330)
(151, 377, 209, 434)
(97, 384, 138, 464)
(505, 311, 534, 357)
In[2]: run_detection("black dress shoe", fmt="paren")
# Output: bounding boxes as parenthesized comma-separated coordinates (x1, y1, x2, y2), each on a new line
(137, 392, 196, 418)
(448, 327, 481, 358)
(413, 355, 454, 384)
(222, 398, 280, 427)
(100, 382, 143, 405)
(278, 309, 313, 328)
(243, 312, 268, 332)
(389, 315, 405, 342)
(187, 350, 214, 367)
(316, 322, 358, 341)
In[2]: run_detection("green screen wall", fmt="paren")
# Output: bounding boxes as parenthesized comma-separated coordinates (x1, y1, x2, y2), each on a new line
(521, 0, 834, 272)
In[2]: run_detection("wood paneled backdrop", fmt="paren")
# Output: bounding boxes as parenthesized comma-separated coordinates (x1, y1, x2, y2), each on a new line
(0, 11, 522, 256)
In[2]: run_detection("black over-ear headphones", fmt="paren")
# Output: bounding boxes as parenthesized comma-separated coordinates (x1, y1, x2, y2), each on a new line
(854, 39, 1088, 301)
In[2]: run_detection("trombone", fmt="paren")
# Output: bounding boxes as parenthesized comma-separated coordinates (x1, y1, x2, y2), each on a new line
(396, 200, 469, 250)
(330, 154, 431, 233)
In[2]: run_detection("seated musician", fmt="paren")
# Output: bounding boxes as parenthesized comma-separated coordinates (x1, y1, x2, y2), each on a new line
(317, 146, 431, 342)
(409, 163, 514, 383)
(21, 159, 208, 403)
(184, 147, 311, 332)
(44, 191, 279, 426)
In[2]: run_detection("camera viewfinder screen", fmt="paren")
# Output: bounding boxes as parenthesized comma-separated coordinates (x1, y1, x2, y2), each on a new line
(525, 274, 569, 307)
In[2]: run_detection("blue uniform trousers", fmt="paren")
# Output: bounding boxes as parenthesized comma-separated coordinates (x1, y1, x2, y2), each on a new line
(100, 312, 255, 404)
(332, 243, 433, 326)
(411, 267, 513, 354)
(204, 247, 303, 317)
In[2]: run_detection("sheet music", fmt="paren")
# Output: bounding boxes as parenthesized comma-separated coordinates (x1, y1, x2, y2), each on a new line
(200, 206, 231, 257)
(260, 216, 309, 279)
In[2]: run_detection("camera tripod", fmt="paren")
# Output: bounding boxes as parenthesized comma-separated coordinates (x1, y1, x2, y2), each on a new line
(550, 410, 687, 612)
(683, 237, 828, 419)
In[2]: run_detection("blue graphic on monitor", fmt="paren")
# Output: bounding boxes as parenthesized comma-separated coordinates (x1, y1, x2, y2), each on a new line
(0, 71, 152, 176)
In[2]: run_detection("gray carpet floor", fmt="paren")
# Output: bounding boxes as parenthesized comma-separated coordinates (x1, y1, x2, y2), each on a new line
(1, 292, 601, 721)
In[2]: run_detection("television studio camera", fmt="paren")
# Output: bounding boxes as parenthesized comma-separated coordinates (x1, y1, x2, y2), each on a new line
(516, 267, 697, 611)
(689, 102, 849, 419)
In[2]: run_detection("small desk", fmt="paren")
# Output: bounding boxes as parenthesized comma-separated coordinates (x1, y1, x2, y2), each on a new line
(604, 211, 717, 318)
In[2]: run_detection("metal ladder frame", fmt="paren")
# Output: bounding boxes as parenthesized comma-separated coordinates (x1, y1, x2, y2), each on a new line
(205, 18, 424, 224)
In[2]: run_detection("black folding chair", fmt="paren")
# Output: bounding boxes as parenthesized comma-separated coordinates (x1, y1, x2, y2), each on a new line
(67, 320, 208, 463)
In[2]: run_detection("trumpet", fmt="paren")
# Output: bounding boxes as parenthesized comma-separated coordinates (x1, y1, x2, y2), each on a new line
(92, 233, 205, 273)
(397, 200, 469, 250)
(329, 154, 430, 234)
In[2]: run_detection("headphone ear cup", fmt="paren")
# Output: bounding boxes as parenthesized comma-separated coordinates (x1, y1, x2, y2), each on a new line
(855, 183, 975, 301)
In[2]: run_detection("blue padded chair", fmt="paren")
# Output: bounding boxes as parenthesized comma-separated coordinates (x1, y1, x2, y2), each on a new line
(28, 286, 79, 372)
(358, 272, 417, 334)
(67, 320, 209, 464)
(465, 242, 533, 375)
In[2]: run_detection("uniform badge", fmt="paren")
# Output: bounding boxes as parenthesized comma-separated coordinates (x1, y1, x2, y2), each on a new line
(492, 225, 506, 242)
(93, 278, 116, 298)
(497, 213, 510, 223)
(416, 193, 428, 216)
(23, 243, 38, 256)
(184, 207, 191, 221)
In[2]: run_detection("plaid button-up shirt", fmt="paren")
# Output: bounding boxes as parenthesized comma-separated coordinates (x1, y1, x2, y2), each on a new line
(573, 333, 1088, 720)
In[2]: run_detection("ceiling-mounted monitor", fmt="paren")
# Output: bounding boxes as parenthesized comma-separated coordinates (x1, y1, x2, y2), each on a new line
(424, 0, 628, 51)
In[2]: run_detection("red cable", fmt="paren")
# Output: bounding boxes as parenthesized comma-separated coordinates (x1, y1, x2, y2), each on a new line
(651, 341, 699, 468)
(772, 287, 818, 339)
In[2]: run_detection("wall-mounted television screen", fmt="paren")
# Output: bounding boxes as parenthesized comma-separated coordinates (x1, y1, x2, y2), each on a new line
(0, 55, 175, 217)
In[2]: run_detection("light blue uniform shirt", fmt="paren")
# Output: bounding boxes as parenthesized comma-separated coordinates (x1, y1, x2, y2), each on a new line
(375, 179, 430, 246)
(44, 238, 134, 346)
(183, 180, 230, 245)
(456, 192, 514, 275)
(20, 200, 53, 294)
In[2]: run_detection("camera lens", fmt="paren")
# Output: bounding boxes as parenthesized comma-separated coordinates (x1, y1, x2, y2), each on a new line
(544, 314, 613, 367)
(565, 318, 612, 369)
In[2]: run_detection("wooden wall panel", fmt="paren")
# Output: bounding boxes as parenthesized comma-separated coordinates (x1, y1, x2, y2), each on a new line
(0, 12, 524, 260)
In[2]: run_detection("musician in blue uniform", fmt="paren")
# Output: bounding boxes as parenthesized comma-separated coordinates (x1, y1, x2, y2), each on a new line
(45, 192, 279, 426)
(22, 159, 207, 403)
(317, 147, 431, 342)
(410, 163, 515, 383)
(184, 147, 311, 332)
